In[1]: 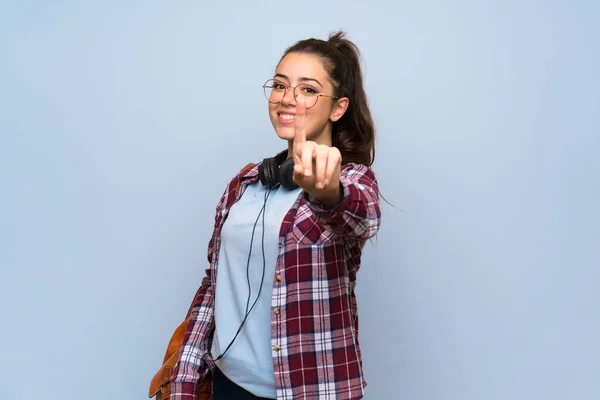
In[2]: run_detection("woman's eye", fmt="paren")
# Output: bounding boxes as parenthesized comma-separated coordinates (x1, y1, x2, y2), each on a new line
(301, 86, 318, 95)
(273, 83, 286, 90)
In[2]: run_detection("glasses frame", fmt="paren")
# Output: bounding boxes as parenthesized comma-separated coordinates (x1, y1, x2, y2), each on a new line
(262, 79, 340, 109)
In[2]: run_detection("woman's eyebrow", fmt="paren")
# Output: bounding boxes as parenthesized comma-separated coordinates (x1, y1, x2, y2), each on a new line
(274, 73, 323, 87)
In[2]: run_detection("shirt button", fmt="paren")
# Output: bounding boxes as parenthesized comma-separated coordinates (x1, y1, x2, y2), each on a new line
(273, 345, 280, 351)
(275, 274, 282, 282)
(273, 308, 280, 315)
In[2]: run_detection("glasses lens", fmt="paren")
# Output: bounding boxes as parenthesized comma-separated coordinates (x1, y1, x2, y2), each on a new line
(264, 79, 284, 104)
(295, 85, 319, 108)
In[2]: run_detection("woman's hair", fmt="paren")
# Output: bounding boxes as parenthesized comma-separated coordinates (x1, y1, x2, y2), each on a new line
(280, 31, 375, 167)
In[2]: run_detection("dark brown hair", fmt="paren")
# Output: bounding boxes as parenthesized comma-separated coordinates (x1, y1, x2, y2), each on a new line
(280, 31, 376, 167)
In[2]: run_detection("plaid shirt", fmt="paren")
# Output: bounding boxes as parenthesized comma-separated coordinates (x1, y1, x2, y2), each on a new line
(170, 161, 381, 400)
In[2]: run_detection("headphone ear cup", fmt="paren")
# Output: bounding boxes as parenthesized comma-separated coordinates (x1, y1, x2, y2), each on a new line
(258, 159, 269, 187)
(259, 158, 279, 189)
(278, 158, 299, 190)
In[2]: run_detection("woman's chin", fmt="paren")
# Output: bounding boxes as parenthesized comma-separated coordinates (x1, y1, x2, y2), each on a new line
(275, 126, 295, 141)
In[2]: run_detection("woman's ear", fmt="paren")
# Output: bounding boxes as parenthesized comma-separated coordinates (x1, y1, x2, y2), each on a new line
(329, 97, 349, 122)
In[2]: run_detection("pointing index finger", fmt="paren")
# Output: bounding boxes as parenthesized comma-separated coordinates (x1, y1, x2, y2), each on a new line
(294, 98, 307, 145)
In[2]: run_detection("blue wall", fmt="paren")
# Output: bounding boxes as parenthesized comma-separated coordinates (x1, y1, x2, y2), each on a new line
(1, 1, 598, 399)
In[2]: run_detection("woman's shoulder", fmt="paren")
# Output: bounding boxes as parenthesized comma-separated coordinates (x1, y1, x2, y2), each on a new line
(237, 162, 258, 176)
(221, 162, 259, 190)
(340, 162, 377, 179)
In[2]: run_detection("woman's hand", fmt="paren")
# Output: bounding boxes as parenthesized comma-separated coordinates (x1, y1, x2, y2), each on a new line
(292, 99, 342, 207)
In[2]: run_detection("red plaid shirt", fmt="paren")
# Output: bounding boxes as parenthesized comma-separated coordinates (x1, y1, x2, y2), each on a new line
(170, 161, 381, 400)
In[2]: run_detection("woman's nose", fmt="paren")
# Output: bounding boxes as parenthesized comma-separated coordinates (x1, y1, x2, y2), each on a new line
(280, 87, 296, 106)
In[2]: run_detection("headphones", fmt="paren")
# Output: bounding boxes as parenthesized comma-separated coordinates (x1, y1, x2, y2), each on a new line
(258, 151, 299, 190)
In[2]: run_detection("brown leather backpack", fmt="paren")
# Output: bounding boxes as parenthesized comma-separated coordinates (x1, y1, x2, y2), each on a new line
(148, 289, 212, 400)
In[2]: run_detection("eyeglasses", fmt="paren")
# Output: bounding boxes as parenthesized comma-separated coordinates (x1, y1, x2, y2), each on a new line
(262, 79, 339, 109)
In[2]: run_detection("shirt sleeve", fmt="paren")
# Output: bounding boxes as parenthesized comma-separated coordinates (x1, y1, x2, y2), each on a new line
(168, 265, 215, 400)
(303, 163, 381, 240)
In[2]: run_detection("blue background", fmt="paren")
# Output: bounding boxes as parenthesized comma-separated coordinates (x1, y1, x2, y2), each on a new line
(1, 1, 598, 399)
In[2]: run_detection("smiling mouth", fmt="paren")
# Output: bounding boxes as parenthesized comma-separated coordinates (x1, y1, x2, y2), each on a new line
(278, 113, 296, 123)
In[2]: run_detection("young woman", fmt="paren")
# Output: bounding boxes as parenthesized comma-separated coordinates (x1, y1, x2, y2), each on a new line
(169, 31, 381, 400)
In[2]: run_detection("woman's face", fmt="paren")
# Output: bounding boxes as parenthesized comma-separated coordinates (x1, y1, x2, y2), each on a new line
(268, 52, 345, 147)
